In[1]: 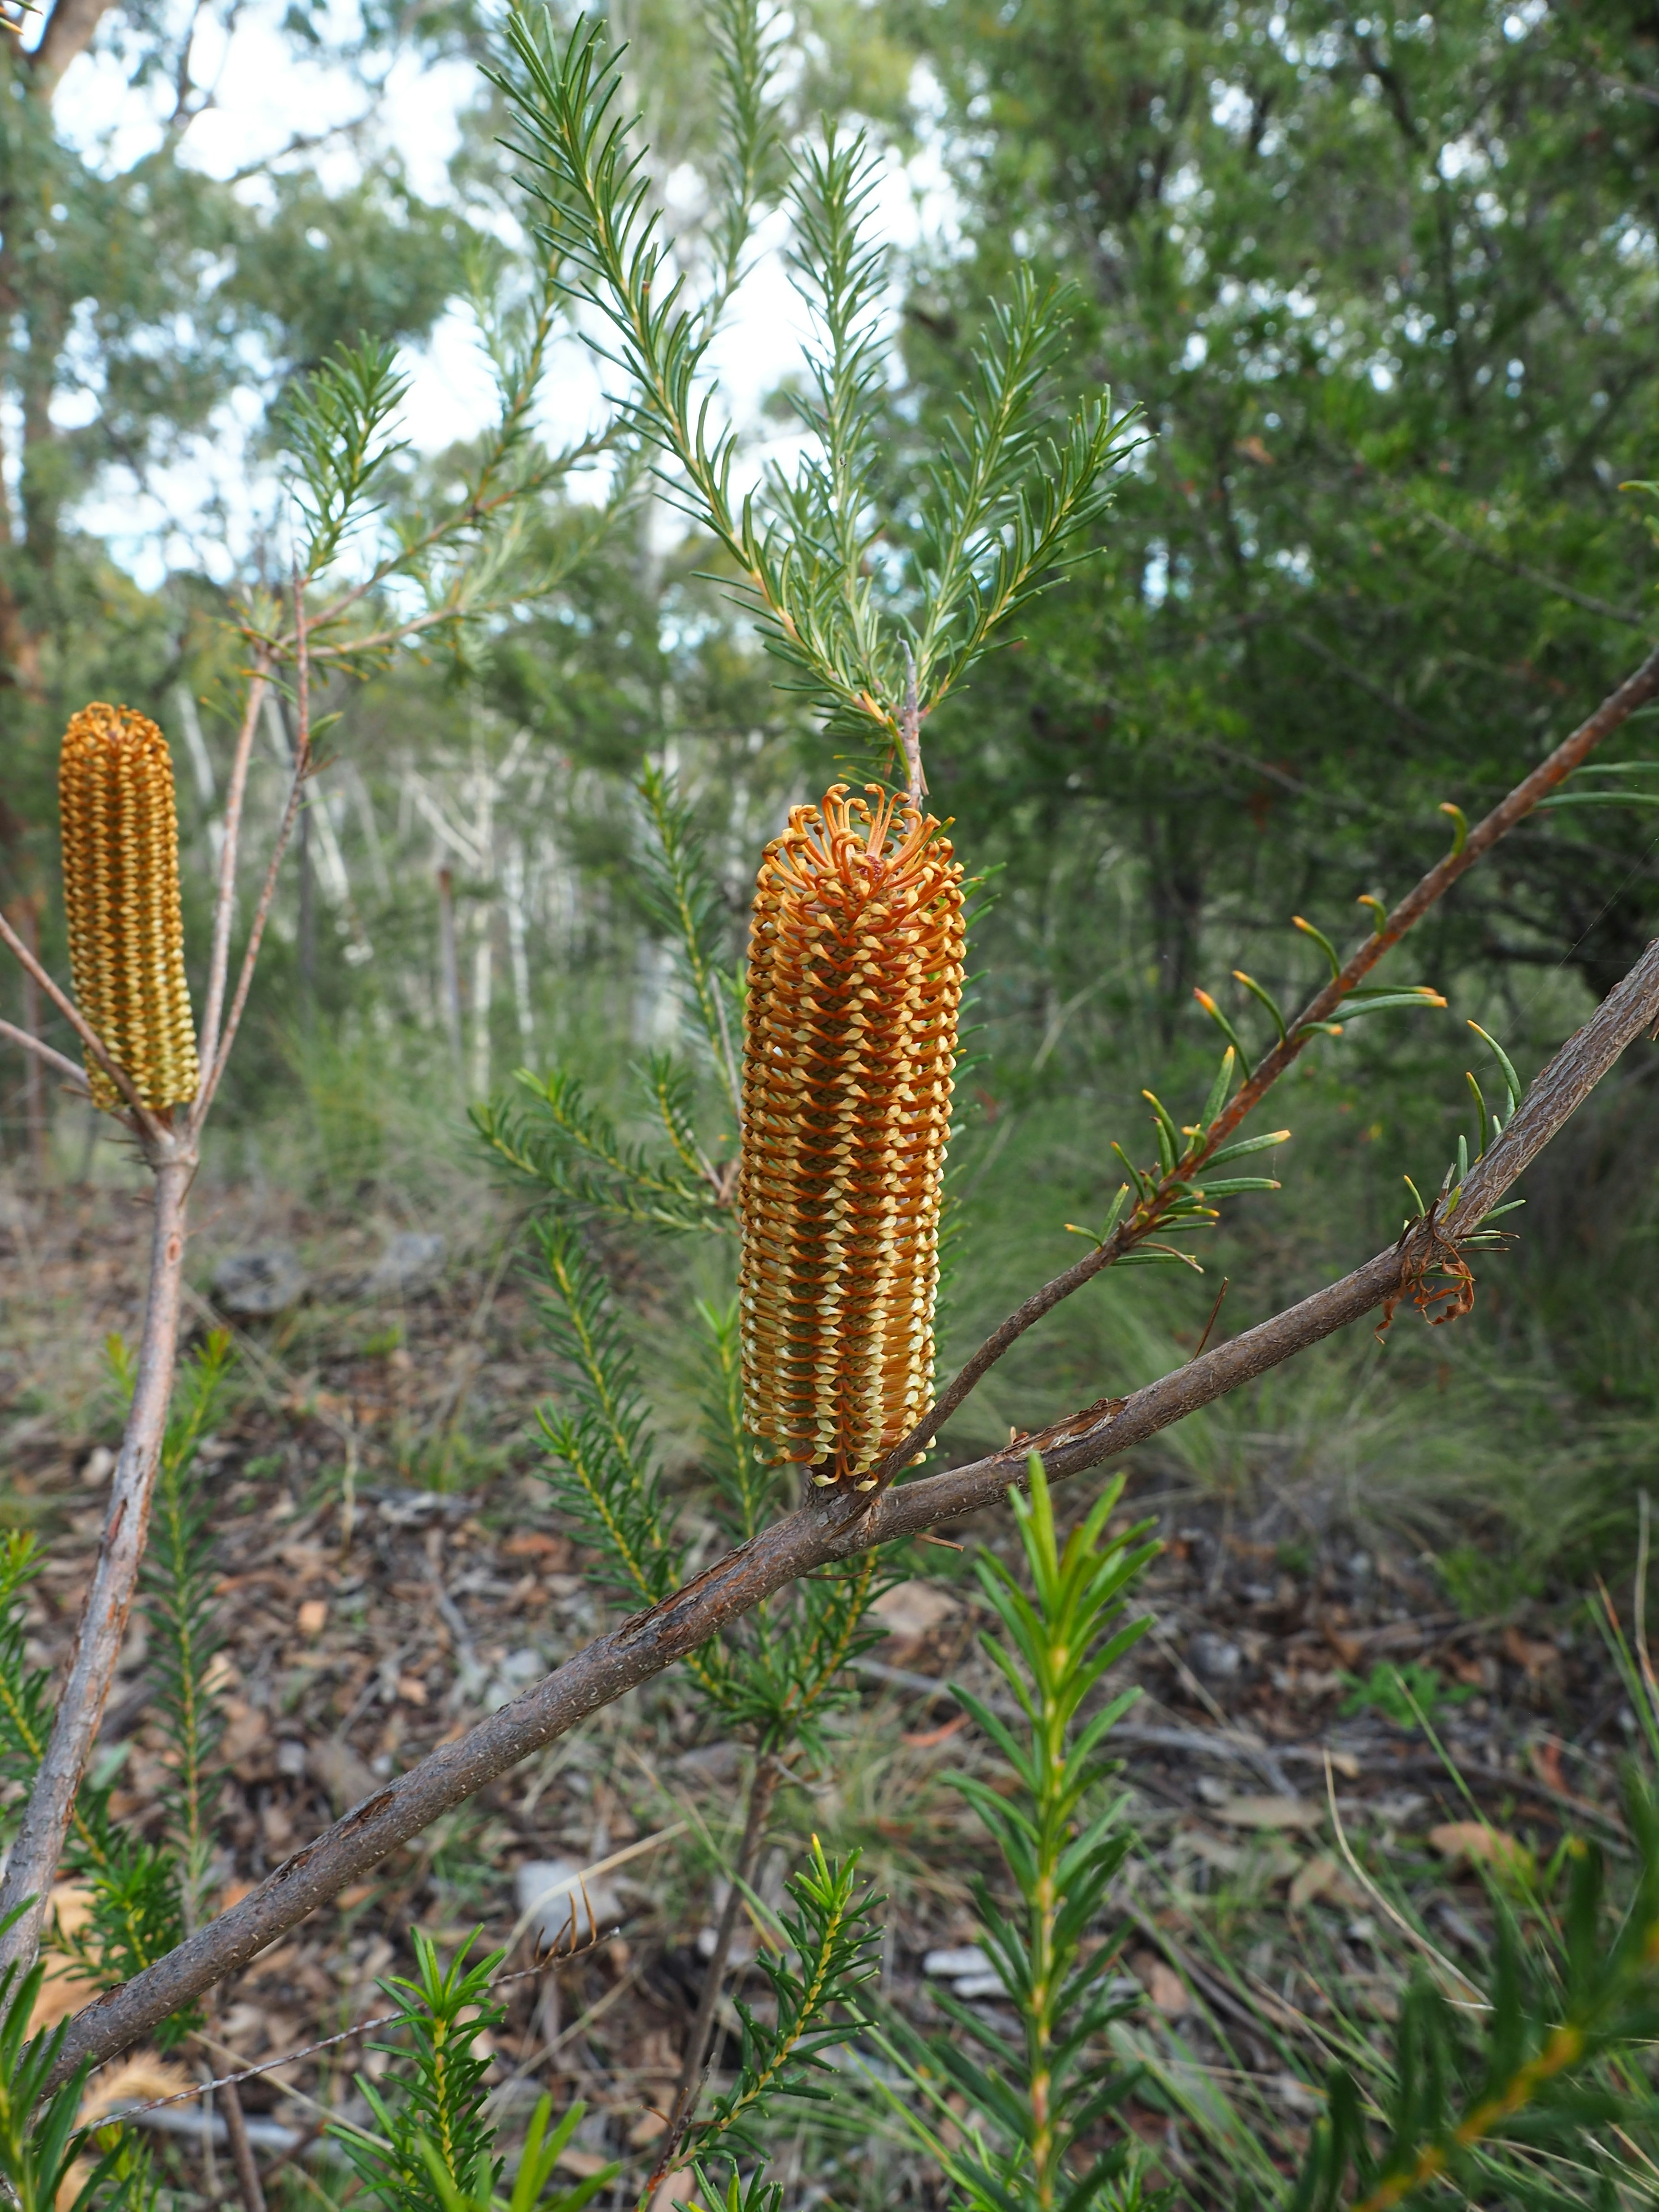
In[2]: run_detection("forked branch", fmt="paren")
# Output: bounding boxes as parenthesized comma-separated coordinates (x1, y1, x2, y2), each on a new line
(869, 634, 1659, 1485)
(44, 932, 1659, 2086)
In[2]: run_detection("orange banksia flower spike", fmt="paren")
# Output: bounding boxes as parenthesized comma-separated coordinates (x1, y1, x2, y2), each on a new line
(739, 782, 966, 1491)
(59, 703, 200, 1113)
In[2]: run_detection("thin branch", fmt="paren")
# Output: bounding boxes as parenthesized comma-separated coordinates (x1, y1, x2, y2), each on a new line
(46, 931, 1659, 2087)
(900, 643, 924, 806)
(0, 907, 154, 1135)
(868, 635, 1659, 1485)
(1414, 506, 1650, 626)
(285, 426, 616, 651)
(650, 1749, 780, 2187)
(195, 653, 272, 1084)
(0, 1151, 196, 1975)
(193, 598, 310, 1127)
(0, 1017, 90, 1094)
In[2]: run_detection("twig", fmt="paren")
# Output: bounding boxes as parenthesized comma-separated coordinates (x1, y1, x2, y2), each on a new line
(0, 1148, 196, 1972)
(1322, 1752, 1488, 2008)
(649, 1750, 780, 2189)
(218, 2077, 268, 2212)
(0, 1017, 90, 1094)
(44, 934, 1659, 2083)
(196, 651, 272, 1085)
(900, 644, 925, 807)
(0, 908, 155, 1134)
(1413, 506, 1649, 627)
(869, 637, 1659, 1488)
(194, 601, 311, 1125)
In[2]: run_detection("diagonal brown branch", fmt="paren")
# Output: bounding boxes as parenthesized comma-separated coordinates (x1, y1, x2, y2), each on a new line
(0, 1150, 196, 1974)
(0, 908, 156, 1135)
(0, 1017, 89, 1094)
(45, 933, 1659, 2088)
(868, 634, 1659, 1486)
(194, 653, 273, 1087)
(193, 591, 311, 1126)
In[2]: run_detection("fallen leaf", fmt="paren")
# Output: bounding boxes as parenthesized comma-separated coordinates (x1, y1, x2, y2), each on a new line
(556, 2149, 611, 2179)
(902, 1712, 969, 1750)
(1530, 1739, 1566, 1793)
(1502, 1627, 1557, 1680)
(1146, 1961, 1189, 2017)
(1429, 1821, 1534, 1880)
(503, 1531, 572, 1567)
(1288, 1852, 1371, 1911)
(628, 2112, 668, 2149)
(297, 1599, 328, 1635)
(397, 1673, 429, 1706)
(1214, 1795, 1323, 1832)
(309, 1738, 381, 1812)
(1129, 1949, 1189, 2018)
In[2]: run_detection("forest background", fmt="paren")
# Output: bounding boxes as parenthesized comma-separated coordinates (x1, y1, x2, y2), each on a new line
(7, 0, 1659, 1661)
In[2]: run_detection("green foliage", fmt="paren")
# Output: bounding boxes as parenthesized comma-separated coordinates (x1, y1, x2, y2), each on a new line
(416, 2095, 615, 2212)
(335, 1931, 509, 2212)
(282, 340, 413, 579)
(474, 1068, 728, 1234)
(873, 1457, 1162, 2212)
(0, 1911, 112, 2212)
(1336, 1661, 1475, 1730)
(690, 1837, 881, 2165)
(1283, 1777, 1659, 2211)
(142, 1333, 234, 1923)
(637, 763, 743, 1120)
(525, 1214, 690, 1610)
(0, 1536, 50, 1824)
(895, 0, 1659, 1017)
(499, 6, 1138, 761)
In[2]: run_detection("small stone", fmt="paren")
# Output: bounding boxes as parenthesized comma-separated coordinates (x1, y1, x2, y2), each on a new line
(517, 1857, 623, 1948)
(923, 1945, 993, 1979)
(1189, 1631, 1242, 1681)
(362, 1232, 445, 1298)
(212, 1249, 305, 1317)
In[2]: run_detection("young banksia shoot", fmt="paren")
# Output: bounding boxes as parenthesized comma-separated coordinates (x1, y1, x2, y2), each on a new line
(739, 783, 965, 1491)
(59, 704, 200, 1113)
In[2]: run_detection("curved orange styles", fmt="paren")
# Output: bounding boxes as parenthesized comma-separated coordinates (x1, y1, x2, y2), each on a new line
(739, 783, 966, 1491)
(60, 704, 199, 1112)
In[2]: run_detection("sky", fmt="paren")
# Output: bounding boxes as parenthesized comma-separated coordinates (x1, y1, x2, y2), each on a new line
(49, 0, 960, 588)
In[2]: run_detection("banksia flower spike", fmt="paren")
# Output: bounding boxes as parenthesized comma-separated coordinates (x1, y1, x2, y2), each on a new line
(59, 704, 199, 1113)
(739, 782, 966, 1491)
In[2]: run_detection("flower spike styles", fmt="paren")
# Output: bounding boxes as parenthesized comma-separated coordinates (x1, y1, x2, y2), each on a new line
(739, 783, 965, 1491)
(59, 703, 200, 1113)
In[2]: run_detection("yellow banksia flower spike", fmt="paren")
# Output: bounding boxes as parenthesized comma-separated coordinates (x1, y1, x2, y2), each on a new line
(739, 781, 966, 1492)
(59, 703, 200, 1114)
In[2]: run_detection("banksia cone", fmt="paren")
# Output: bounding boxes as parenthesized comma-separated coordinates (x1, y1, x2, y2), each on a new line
(739, 783, 965, 1491)
(59, 704, 199, 1113)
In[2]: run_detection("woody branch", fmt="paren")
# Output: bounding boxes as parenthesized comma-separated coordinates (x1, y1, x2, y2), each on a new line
(44, 929, 1659, 2085)
(0, 617, 314, 1979)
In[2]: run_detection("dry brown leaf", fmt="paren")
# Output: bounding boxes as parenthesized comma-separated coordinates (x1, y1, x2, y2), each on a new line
(1288, 1852, 1371, 1911)
(1429, 1821, 1534, 1880)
